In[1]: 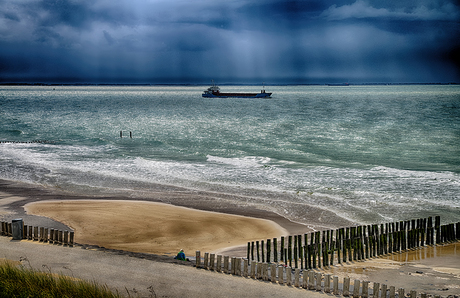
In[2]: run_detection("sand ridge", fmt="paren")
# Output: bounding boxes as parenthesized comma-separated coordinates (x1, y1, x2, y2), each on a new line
(25, 199, 288, 255)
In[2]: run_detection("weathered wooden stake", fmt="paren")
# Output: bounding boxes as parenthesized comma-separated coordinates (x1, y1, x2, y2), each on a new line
(217, 255, 222, 272)
(294, 268, 300, 287)
(333, 275, 339, 295)
(204, 252, 209, 269)
(250, 261, 256, 278)
(316, 272, 322, 291)
(353, 280, 360, 298)
(209, 254, 215, 271)
(381, 284, 387, 298)
(389, 286, 395, 298)
(373, 282, 380, 298)
(324, 274, 331, 293)
(278, 266, 284, 285)
(224, 256, 229, 273)
(343, 277, 350, 296)
(286, 266, 292, 286)
(362, 281, 369, 298)
(195, 251, 201, 268)
(271, 264, 277, 283)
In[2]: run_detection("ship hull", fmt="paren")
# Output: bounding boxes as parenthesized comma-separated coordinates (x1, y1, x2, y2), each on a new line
(202, 92, 272, 98)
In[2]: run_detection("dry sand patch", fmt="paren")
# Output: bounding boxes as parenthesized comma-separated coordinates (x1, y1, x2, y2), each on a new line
(25, 200, 287, 256)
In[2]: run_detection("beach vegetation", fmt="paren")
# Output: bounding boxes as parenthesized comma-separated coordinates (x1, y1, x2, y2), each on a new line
(0, 260, 122, 298)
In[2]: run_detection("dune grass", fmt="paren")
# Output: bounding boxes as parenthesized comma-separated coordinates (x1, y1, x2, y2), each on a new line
(0, 261, 122, 298)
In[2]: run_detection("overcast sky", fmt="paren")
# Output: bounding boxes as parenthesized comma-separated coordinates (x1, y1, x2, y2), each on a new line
(1, 0, 459, 84)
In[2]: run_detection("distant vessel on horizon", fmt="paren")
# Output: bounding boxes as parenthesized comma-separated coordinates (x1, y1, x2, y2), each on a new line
(202, 81, 272, 98)
(327, 83, 350, 86)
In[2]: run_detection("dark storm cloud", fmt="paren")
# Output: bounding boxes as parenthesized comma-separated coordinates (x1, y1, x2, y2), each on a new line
(0, 0, 459, 83)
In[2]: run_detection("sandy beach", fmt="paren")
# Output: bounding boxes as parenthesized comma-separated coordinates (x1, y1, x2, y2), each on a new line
(1, 179, 459, 297)
(24, 199, 288, 255)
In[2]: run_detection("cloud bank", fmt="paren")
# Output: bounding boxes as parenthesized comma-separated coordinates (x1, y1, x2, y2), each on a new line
(1, 0, 459, 83)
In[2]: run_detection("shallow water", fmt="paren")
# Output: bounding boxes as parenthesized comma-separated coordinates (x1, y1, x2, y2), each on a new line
(1, 85, 459, 226)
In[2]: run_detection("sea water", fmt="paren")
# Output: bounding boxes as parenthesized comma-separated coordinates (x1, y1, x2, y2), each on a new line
(1, 85, 459, 226)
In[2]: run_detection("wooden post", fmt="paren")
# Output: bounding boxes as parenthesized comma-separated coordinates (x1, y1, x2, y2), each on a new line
(316, 272, 322, 291)
(294, 268, 300, 287)
(224, 256, 229, 274)
(278, 266, 284, 285)
(317, 242, 322, 268)
(204, 253, 209, 270)
(389, 286, 395, 298)
(353, 280, 360, 298)
(398, 288, 404, 298)
(286, 266, 292, 286)
(373, 282, 380, 298)
(324, 274, 331, 293)
(196, 251, 201, 268)
(294, 245, 298, 268)
(381, 284, 387, 298)
(267, 239, 271, 263)
(280, 236, 284, 262)
(251, 261, 256, 279)
(39, 227, 44, 242)
(243, 258, 248, 277)
(69, 231, 74, 246)
(308, 271, 315, 290)
(271, 264, 277, 283)
(129, 131, 132, 139)
(217, 255, 222, 272)
(263, 263, 269, 281)
(44, 228, 48, 243)
(333, 275, 339, 295)
(28, 225, 32, 240)
(288, 236, 292, 267)
(236, 258, 241, 276)
(298, 235, 303, 269)
(343, 277, 350, 296)
(456, 222, 460, 240)
(261, 240, 265, 263)
(427, 217, 432, 245)
(362, 281, 369, 298)
(120, 131, 123, 138)
(209, 254, 215, 271)
(247, 242, 250, 260)
(303, 270, 308, 289)
(54, 229, 59, 244)
(58, 230, 63, 244)
(435, 215, 441, 244)
(251, 241, 254, 261)
(64, 230, 68, 246)
(273, 238, 278, 262)
(230, 257, 235, 275)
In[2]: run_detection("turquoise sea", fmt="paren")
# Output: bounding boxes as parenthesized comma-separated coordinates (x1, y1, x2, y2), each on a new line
(1, 85, 459, 226)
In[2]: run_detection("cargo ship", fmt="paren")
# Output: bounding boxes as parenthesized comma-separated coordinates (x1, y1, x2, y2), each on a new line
(202, 82, 272, 98)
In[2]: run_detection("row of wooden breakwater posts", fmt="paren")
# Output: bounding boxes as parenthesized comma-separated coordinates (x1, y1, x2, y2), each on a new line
(196, 216, 459, 298)
(0, 219, 74, 246)
(247, 216, 458, 270)
(195, 252, 434, 298)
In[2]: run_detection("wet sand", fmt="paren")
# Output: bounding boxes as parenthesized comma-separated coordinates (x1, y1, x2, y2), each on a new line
(322, 243, 460, 296)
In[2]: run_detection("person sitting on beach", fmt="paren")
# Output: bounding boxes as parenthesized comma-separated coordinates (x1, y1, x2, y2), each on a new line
(174, 249, 186, 261)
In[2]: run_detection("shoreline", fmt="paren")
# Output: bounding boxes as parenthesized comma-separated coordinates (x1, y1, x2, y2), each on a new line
(0, 178, 349, 236)
(1, 178, 459, 295)
(0, 178, 314, 257)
